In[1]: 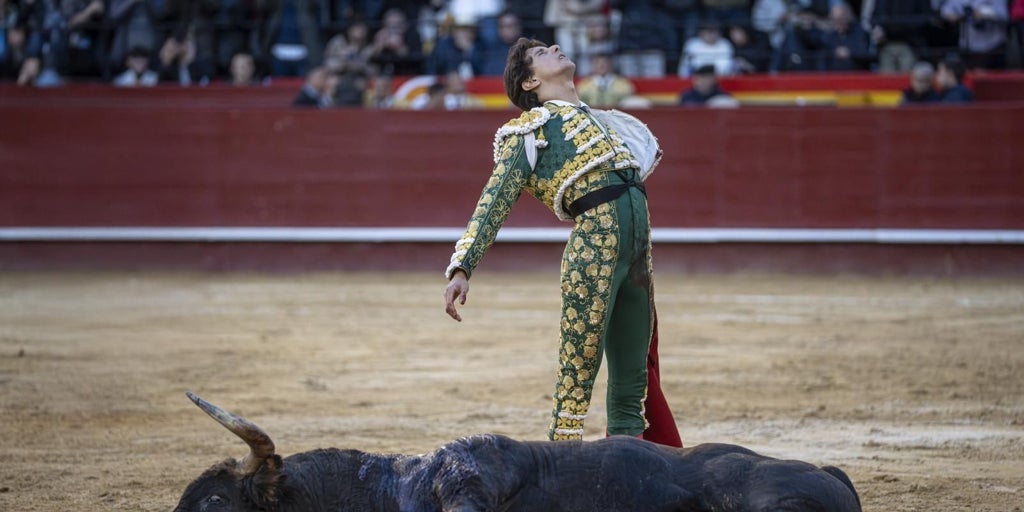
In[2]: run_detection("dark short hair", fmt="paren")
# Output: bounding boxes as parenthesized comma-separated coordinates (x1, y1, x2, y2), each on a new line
(503, 37, 547, 111)
(698, 21, 721, 32)
(694, 64, 716, 76)
(942, 54, 967, 83)
(127, 46, 151, 59)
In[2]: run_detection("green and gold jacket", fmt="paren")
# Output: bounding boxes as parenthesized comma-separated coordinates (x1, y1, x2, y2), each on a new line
(445, 100, 657, 279)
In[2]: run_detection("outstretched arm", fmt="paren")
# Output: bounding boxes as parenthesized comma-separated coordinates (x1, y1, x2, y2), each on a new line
(442, 132, 532, 321)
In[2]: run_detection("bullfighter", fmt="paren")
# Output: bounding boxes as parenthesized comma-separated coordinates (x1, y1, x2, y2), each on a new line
(443, 37, 681, 446)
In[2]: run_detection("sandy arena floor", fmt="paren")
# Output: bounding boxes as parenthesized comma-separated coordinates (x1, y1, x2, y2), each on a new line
(0, 271, 1022, 511)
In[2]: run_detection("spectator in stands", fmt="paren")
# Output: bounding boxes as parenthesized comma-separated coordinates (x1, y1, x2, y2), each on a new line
(576, 53, 637, 108)
(818, 2, 872, 70)
(751, 0, 791, 50)
(13, 0, 66, 86)
(63, 0, 106, 78)
(679, 22, 735, 76)
(446, 0, 503, 46)
(504, 0, 553, 42)
(665, 0, 702, 48)
(332, 67, 369, 106)
(1, 5, 36, 84)
(575, 16, 615, 76)
(150, 0, 204, 82)
(476, 11, 522, 76)
(292, 65, 336, 107)
(612, 0, 679, 77)
(184, 0, 217, 83)
(899, 60, 939, 103)
(262, 0, 322, 77)
(157, 31, 196, 85)
(368, 7, 423, 75)
(228, 51, 257, 85)
(936, 53, 975, 101)
(425, 15, 479, 78)
(215, 0, 269, 79)
(365, 73, 395, 108)
(680, 63, 733, 104)
(771, 7, 827, 72)
(107, 0, 158, 77)
(437, 69, 482, 109)
(925, 0, 963, 53)
(113, 45, 159, 86)
(14, 55, 41, 86)
(544, 0, 605, 68)
(868, 0, 933, 73)
(323, 32, 349, 73)
(728, 24, 773, 73)
(940, 0, 1009, 69)
(323, 19, 374, 75)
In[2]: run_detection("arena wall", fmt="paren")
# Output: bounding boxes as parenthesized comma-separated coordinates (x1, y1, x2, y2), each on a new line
(1, 87, 1022, 275)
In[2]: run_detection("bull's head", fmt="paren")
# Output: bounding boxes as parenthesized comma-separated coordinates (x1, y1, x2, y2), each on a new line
(173, 392, 285, 512)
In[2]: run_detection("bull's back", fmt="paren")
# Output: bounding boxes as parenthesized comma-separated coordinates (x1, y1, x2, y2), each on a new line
(506, 436, 703, 512)
(445, 437, 860, 512)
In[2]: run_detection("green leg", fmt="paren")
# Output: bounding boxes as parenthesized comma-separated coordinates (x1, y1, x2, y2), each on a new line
(548, 187, 653, 440)
(604, 187, 653, 436)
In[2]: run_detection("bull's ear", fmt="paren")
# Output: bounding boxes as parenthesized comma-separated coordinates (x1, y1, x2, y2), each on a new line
(240, 454, 285, 509)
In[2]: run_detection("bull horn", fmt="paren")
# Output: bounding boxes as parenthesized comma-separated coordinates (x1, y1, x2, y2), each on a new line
(186, 391, 276, 475)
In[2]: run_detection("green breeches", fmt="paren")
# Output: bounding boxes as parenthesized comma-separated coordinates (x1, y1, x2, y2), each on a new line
(549, 184, 654, 440)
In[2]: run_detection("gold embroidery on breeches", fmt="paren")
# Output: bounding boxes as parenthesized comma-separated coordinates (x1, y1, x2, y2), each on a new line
(548, 195, 651, 440)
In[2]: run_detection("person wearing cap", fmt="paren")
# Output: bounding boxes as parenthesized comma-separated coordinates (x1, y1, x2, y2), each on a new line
(443, 37, 683, 447)
(679, 64, 732, 105)
(426, 15, 481, 78)
(679, 22, 735, 77)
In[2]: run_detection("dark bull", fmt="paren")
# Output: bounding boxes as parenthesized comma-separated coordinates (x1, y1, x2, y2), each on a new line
(175, 392, 862, 512)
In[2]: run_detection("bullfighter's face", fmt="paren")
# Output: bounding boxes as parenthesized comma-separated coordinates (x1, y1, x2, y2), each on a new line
(525, 44, 575, 86)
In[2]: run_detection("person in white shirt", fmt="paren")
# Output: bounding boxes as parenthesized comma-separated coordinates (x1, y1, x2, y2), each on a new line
(112, 46, 159, 87)
(679, 23, 736, 76)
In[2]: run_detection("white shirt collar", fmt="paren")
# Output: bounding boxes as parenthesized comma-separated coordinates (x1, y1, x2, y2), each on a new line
(545, 99, 590, 111)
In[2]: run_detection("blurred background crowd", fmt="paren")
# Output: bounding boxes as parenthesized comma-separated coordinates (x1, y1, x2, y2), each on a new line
(2, 0, 1021, 100)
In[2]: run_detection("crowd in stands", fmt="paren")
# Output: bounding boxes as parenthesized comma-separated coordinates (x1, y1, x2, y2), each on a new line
(2, 0, 1021, 105)
(898, 51, 975, 102)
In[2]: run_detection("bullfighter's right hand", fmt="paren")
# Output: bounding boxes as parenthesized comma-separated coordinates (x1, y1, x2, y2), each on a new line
(444, 270, 469, 322)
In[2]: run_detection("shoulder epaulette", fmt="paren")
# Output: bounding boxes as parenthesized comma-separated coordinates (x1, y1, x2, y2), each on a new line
(492, 107, 551, 163)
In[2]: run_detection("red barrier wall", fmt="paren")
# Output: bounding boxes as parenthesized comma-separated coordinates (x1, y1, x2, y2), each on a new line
(2, 89, 1023, 274)
(3, 103, 1022, 229)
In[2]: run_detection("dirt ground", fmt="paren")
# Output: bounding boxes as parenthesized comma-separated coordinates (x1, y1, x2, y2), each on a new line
(0, 271, 1022, 511)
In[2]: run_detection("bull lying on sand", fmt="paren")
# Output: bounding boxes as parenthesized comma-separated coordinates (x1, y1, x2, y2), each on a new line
(175, 392, 862, 512)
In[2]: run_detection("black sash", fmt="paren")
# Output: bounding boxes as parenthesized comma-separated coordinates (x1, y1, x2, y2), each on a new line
(564, 172, 646, 218)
